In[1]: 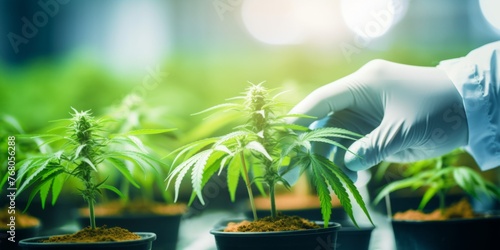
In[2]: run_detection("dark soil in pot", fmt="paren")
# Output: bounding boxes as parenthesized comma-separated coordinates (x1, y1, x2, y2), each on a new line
(244, 195, 373, 250)
(0, 208, 41, 250)
(391, 198, 500, 250)
(211, 214, 341, 250)
(78, 200, 186, 250)
(18, 229, 156, 250)
(247, 194, 347, 222)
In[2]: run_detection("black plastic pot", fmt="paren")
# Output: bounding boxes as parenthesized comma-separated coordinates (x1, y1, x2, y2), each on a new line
(210, 220, 340, 250)
(391, 213, 500, 250)
(336, 223, 374, 250)
(0, 224, 41, 250)
(78, 214, 182, 250)
(18, 232, 156, 250)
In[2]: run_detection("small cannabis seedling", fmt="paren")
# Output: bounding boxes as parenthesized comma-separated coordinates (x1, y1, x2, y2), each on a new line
(17, 108, 169, 229)
(373, 149, 500, 213)
(166, 82, 373, 227)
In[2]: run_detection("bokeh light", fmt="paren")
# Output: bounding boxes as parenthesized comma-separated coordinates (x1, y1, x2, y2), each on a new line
(479, 0, 500, 31)
(241, 0, 343, 45)
(104, 1, 170, 74)
(340, 0, 408, 39)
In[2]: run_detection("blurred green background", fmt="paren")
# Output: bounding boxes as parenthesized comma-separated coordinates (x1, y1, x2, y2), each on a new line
(1, 0, 499, 136)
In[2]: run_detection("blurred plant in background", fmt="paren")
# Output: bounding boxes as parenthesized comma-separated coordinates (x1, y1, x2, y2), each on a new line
(98, 93, 178, 204)
(373, 149, 500, 214)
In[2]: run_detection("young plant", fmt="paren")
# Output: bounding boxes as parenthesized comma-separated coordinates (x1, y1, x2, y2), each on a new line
(16, 108, 170, 229)
(373, 149, 500, 213)
(166, 82, 373, 227)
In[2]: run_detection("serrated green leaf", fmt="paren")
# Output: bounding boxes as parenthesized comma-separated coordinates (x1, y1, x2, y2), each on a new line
(277, 113, 317, 120)
(174, 158, 195, 202)
(100, 184, 125, 199)
(39, 180, 51, 209)
(485, 183, 500, 200)
(245, 141, 272, 161)
(250, 160, 267, 197)
(187, 153, 225, 206)
(311, 162, 333, 227)
(22, 167, 65, 211)
(227, 153, 242, 202)
(274, 123, 310, 132)
(126, 136, 149, 153)
(214, 131, 249, 147)
(373, 178, 422, 205)
(81, 157, 98, 171)
(192, 150, 214, 203)
(320, 154, 373, 226)
(315, 156, 357, 226)
(453, 167, 476, 197)
(419, 185, 440, 210)
(105, 157, 140, 188)
(73, 144, 87, 160)
(51, 175, 64, 206)
(192, 103, 242, 116)
(17, 158, 52, 194)
(118, 128, 177, 136)
(168, 137, 218, 162)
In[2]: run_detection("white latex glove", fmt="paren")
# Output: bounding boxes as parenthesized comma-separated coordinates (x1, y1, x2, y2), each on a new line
(288, 60, 468, 179)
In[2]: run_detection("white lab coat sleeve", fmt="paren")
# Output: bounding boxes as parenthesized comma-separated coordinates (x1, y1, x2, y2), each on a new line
(437, 41, 500, 171)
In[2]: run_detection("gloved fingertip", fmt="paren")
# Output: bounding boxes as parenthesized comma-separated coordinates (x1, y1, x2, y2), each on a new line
(343, 167, 358, 183)
(344, 141, 371, 171)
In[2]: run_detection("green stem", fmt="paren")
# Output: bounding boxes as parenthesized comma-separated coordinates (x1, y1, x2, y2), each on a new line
(438, 191, 446, 215)
(88, 198, 96, 229)
(240, 151, 258, 221)
(269, 182, 277, 219)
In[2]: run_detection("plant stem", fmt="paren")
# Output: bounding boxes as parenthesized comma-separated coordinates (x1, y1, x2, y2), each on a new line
(88, 198, 96, 229)
(269, 182, 277, 219)
(438, 190, 446, 215)
(240, 151, 258, 221)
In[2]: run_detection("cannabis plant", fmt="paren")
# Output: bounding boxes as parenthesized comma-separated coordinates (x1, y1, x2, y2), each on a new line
(17, 108, 170, 229)
(373, 149, 500, 213)
(166, 82, 373, 227)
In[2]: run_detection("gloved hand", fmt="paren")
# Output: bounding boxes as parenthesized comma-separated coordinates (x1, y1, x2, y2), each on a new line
(288, 60, 468, 180)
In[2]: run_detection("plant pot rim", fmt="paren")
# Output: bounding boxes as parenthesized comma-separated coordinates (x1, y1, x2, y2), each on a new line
(18, 232, 156, 247)
(391, 214, 500, 224)
(79, 213, 183, 219)
(338, 225, 375, 232)
(210, 221, 341, 237)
